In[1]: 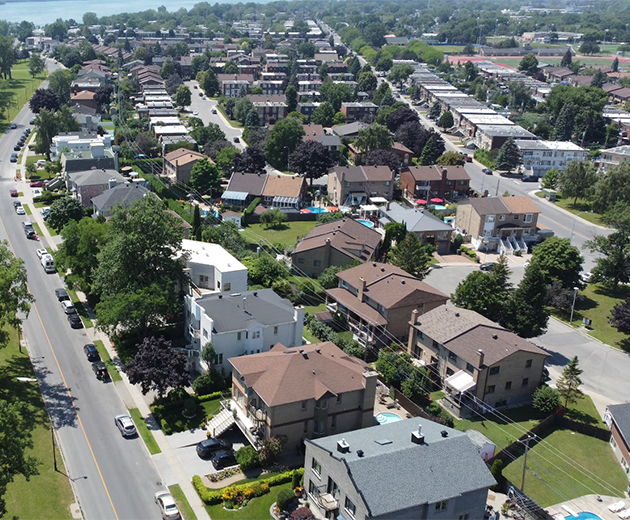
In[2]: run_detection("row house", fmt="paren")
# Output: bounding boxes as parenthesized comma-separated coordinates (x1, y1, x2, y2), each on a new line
(401, 165, 471, 202)
(258, 80, 285, 96)
(340, 102, 377, 123)
(250, 95, 287, 125)
(327, 165, 394, 206)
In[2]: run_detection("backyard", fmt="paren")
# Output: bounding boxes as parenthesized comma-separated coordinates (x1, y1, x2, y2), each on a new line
(2, 328, 74, 519)
(0, 60, 47, 131)
(205, 482, 293, 520)
(241, 221, 319, 249)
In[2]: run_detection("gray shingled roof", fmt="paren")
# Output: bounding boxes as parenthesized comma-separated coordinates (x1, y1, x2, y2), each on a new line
(196, 289, 296, 333)
(71, 169, 126, 187)
(608, 403, 630, 447)
(307, 419, 495, 517)
(91, 183, 150, 214)
(380, 202, 453, 234)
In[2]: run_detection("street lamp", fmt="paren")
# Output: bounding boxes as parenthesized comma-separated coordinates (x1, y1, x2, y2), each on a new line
(569, 286, 579, 325)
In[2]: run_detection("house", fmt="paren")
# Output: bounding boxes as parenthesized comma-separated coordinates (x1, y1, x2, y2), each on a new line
(163, 148, 207, 184)
(221, 210, 242, 228)
(349, 142, 414, 167)
(325, 262, 448, 350)
(223, 172, 267, 207)
(600, 145, 630, 171)
(515, 140, 588, 178)
(542, 66, 574, 82)
(408, 305, 549, 416)
(304, 418, 495, 520)
(401, 165, 470, 202)
(302, 124, 342, 158)
(328, 166, 394, 206)
(604, 403, 630, 474)
(59, 144, 117, 173)
(250, 94, 288, 125)
(70, 91, 99, 111)
(261, 174, 307, 209)
(292, 219, 382, 277)
(379, 202, 453, 255)
(340, 102, 377, 123)
(219, 74, 253, 97)
(229, 342, 377, 452)
(66, 169, 127, 207)
(91, 183, 150, 218)
(455, 196, 542, 254)
(473, 125, 538, 151)
(185, 289, 304, 373)
(332, 122, 369, 139)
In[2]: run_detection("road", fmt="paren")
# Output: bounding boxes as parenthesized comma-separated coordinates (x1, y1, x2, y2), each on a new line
(1, 60, 164, 520)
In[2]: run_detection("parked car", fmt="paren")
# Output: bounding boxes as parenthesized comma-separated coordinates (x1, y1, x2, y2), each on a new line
(192, 110, 199, 116)
(36, 248, 47, 259)
(482, 168, 493, 175)
(10, 155, 17, 163)
(211, 108, 217, 114)
(30, 180, 45, 187)
(55, 288, 70, 301)
(92, 361, 109, 381)
(211, 450, 237, 470)
(42, 208, 51, 220)
(14, 144, 21, 151)
(196, 438, 233, 459)
(479, 263, 496, 272)
(198, 92, 203, 97)
(61, 300, 76, 314)
(16, 206, 25, 215)
(134, 154, 147, 160)
(10, 189, 18, 197)
(29, 118, 35, 125)
(13, 200, 21, 208)
(581, 272, 593, 283)
(67, 313, 83, 328)
(10, 122, 16, 129)
(233, 137, 240, 143)
(154, 491, 181, 520)
(465, 155, 472, 163)
(114, 414, 137, 437)
(32, 189, 42, 198)
(83, 343, 100, 362)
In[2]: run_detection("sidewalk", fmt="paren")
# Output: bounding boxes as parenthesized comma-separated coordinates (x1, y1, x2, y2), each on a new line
(527, 189, 609, 231)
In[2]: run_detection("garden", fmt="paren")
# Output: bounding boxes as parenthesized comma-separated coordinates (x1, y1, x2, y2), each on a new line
(151, 388, 225, 435)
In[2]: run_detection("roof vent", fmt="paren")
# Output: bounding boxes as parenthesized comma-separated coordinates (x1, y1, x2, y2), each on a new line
(357, 449, 364, 457)
(455, 312, 460, 317)
(401, 280, 405, 285)
(253, 292, 258, 296)
(218, 295, 222, 299)
(315, 348, 321, 353)
(441, 430, 448, 437)
(411, 425, 425, 445)
(373, 263, 377, 267)
(492, 334, 498, 340)
(381, 267, 385, 272)
(337, 439, 350, 453)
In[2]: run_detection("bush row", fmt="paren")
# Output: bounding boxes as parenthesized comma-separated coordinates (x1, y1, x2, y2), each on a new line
(304, 314, 365, 358)
(192, 468, 304, 505)
(152, 391, 222, 415)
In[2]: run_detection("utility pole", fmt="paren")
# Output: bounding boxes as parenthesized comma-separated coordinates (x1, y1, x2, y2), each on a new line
(521, 435, 531, 492)
(52, 426, 58, 472)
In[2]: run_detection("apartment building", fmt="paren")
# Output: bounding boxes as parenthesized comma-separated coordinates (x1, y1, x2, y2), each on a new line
(340, 102, 377, 123)
(515, 140, 588, 178)
(401, 165, 470, 202)
(327, 165, 394, 206)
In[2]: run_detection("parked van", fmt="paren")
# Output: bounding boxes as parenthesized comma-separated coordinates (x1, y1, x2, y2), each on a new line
(22, 221, 36, 239)
(41, 254, 55, 273)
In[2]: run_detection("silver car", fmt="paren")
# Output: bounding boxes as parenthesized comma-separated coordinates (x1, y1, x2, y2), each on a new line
(114, 414, 137, 437)
(154, 491, 181, 520)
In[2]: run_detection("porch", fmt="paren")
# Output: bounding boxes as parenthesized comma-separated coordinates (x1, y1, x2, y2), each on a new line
(325, 299, 379, 349)
(213, 398, 267, 450)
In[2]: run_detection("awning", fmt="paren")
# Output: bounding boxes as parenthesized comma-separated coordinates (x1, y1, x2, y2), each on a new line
(360, 204, 379, 212)
(369, 196, 388, 204)
(221, 191, 248, 201)
(273, 195, 299, 205)
(445, 370, 476, 393)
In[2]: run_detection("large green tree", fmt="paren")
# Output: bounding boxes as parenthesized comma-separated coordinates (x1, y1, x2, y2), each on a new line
(28, 53, 45, 78)
(558, 160, 597, 205)
(311, 102, 335, 127)
(501, 262, 549, 338)
(530, 237, 584, 289)
(289, 140, 335, 185)
(495, 138, 521, 173)
(174, 84, 191, 108)
(518, 53, 539, 75)
(265, 117, 305, 170)
(48, 69, 73, 105)
(389, 233, 431, 280)
(387, 64, 414, 88)
(590, 162, 630, 214)
(0, 35, 16, 80)
(355, 123, 393, 154)
(0, 241, 34, 348)
(190, 157, 221, 194)
(47, 197, 85, 232)
(437, 111, 454, 130)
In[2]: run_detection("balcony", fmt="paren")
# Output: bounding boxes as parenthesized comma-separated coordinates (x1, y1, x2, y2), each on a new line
(188, 324, 200, 339)
(311, 485, 339, 513)
(221, 398, 265, 450)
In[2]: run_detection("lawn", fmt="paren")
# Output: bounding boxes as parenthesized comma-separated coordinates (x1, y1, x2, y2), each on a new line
(0, 60, 47, 132)
(205, 482, 292, 520)
(67, 288, 94, 329)
(25, 154, 46, 166)
(216, 105, 244, 128)
(169, 484, 198, 520)
(486, 56, 623, 68)
(304, 303, 326, 315)
(128, 408, 161, 455)
(93, 339, 122, 382)
(502, 425, 628, 506)
(242, 221, 319, 248)
(551, 194, 605, 227)
(2, 328, 74, 520)
(154, 397, 222, 434)
(23, 203, 32, 215)
(438, 45, 467, 54)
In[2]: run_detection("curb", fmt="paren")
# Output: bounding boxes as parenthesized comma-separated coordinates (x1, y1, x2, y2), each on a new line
(549, 315, 621, 354)
(527, 190, 609, 231)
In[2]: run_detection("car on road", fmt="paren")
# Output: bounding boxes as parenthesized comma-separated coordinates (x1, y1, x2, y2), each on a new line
(83, 344, 100, 361)
(36, 249, 48, 259)
(29, 119, 35, 125)
(193, 85, 198, 89)
(16, 206, 25, 215)
(211, 108, 217, 114)
(10, 155, 17, 163)
(10, 189, 18, 197)
(10, 122, 16, 129)
(581, 272, 593, 283)
(114, 414, 137, 437)
(67, 313, 83, 328)
(154, 491, 181, 520)
(92, 361, 109, 381)
(465, 155, 472, 162)
(192, 110, 199, 115)
(61, 300, 76, 314)
(13, 200, 21, 208)
(479, 263, 496, 272)
(196, 438, 233, 459)
(55, 288, 70, 301)
(14, 144, 21, 151)
(482, 168, 493, 175)
(233, 137, 240, 143)
(198, 92, 203, 97)
(30, 180, 45, 187)
(211, 450, 237, 470)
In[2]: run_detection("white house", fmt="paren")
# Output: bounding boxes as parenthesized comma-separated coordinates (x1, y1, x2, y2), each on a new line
(184, 289, 304, 373)
(515, 140, 588, 178)
(181, 239, 247, 294)
(51, 132, 113, 160)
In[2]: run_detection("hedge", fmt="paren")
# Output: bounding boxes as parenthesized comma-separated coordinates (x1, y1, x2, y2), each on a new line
(192, 468, 305, 505)
(152, 391, 222, 416)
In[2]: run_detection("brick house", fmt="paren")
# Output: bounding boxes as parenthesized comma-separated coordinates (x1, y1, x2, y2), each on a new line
(66, 169, 127, 207)
(604, 403, 630, 475)
(249, 94, 288, 125)
(408, 305, 549, 417)
(163, 148, 207, 184)
(401, 165, 471, 202)
(327, 165, 394, 206)
(70, 91, 99, 112)
(340, 102, 377, 123)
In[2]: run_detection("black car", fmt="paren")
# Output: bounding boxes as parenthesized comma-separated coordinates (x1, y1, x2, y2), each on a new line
(83, 344, 100, 362)
(10, 122, 16, 129)
(14, 144, 21, 151)
(67, 314, 83, 329)
(55, 288, 70, 301)
(13, 200, 21, 208)
(233, 137, 240, 143)
(479, 263, 496, 272)
(92, 361, 109, 380)
(29, 119, 35, 125)
(211, 450, 237, 470)
(10, 156, 17, 163)
(196, 438, 233, 459)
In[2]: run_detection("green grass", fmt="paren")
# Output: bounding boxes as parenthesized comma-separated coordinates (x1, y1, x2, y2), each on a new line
(242, 221, 319, 248)
(486, 56, 623, 68)
(33, 200, 48, 208)
(155, 398, 222, 434)
(23, 203, 32, 215)
(25, 154, 46, 166)
(216, 105, 244, 128)
(169, 484, 198, 520)
(551, 194, 605, 226)
(503, 426, 628, 507)
(0, 60, 47, 132)
(437, 45, 467, 54)
(66, 288, 94, 329)
(93, 339, 122, 382)
(205, 482, 292, 520)
(45, 222, 59, 237)
(304, 303, 326, 314)
(31, 221, 43, 237)
(128, 408, 162, 455)
(2, 328, 74, 520)
(232, 471, 283, 486)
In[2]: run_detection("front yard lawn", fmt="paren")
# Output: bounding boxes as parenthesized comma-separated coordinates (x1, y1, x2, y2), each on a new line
(169, 484, 198, 520)
(242, 221, 319, 248)
(154, 397, 222, 434)
(128, 408, 161, 455)
(205, 482, 292, 520)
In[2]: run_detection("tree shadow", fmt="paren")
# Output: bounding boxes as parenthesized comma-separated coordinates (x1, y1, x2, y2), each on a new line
(30, 356, 79, 429)
(592, 284, 630, 301)
(563, 407, 599, 426)
(265, 223, 290, 231)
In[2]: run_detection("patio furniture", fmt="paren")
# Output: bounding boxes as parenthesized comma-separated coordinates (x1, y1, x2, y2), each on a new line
(610, 501, 626, 513)
(619, 509, 630, 520)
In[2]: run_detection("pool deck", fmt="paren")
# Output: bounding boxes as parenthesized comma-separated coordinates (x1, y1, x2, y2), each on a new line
(373, 391, 412, 421)
(547, 495, 627, 520)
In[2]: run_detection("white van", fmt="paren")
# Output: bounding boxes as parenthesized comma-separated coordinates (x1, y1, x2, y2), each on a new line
(41, 254, 55, 273)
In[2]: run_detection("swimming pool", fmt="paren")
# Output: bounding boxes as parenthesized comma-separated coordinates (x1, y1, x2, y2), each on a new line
(306, 207, 327, 214)
(565, 512, 603, 520)
(376, 412, 402, 424)
(357, 219, 375, 228)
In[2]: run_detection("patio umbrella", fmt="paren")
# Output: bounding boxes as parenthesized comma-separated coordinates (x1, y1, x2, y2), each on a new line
(327, 206, 339, 211)
(415, 199, 427, 205)
(300, 208, 311, 213)
(430, 198, 443, 203)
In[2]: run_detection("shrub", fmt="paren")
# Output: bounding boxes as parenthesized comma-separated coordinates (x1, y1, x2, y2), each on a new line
(490, 459, 504, 492)
(292, 471, 301, 489)
(532, 385, 561, 414)
(222, 485, 239, 501)
(193, 372, 226, 395)
(292, 507, 316, 520)
(160, 418, 172, 435)
(235, 445, 260, 470)
(197, 391, 223, 403)
(441, 413, 454, 428)
(183, 398, 197, 417)
(276, 488, 295, 511)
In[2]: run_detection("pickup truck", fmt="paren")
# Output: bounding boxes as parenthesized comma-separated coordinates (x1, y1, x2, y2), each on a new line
(22, 221, 37, 239)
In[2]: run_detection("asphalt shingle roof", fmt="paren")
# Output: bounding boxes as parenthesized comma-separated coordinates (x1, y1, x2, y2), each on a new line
(608, 403, 630, 448)
(380, 202, 453, 234)
(91, 183, 150, 214)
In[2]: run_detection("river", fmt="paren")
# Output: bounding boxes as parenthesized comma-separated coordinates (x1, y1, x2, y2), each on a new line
(0, 0, 266, 25)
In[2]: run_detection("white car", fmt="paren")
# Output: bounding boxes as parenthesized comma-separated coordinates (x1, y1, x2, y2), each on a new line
(32, 188, 42, 198)
(192, 110, 199, 116)
(154, 491, 181, 520)
(581, 272, 593, 283)
(36, 248, 48, 259)
(114, 414, 137, 437)
(16, 206, 25, 215)
(61, 300, 76, 314)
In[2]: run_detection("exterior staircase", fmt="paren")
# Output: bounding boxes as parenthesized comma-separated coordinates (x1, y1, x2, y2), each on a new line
(206, 408, 235, 438)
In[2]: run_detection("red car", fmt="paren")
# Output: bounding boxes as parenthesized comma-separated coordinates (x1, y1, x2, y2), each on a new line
(465, 156, 472, 163)
(30, 180, 45, 187)
(10, 189, 18, 197)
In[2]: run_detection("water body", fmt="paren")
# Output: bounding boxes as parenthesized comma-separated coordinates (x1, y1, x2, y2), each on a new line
(0, 0, 262, 25)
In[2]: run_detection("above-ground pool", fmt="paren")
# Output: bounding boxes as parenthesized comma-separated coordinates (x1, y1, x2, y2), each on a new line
(376, 412, 402, 424)
(432, 204, 447, 211)
(357, 219, 375, 228)
(565, 513, 603, 520)
(306, 207, 327, 214)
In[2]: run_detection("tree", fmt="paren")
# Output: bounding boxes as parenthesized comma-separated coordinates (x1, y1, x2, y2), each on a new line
(34, 108, 58, 158)
(463, 43, 475, 56)
(245, 109, 260, 127)
(244, 253, 290, 287)
(495, 138, 521, 173)
(375, 56, 393, 72)
(610, 296, 630, 335)
(579, 41, 600, 55)
(233, 98, 253, 125)
(30, 89, 60, 113)
(385, 107, 418, 133)
(612, 57, 619, 73)
(419, 136, 441, 166)
(591, 163, 630, 214)
(532, 386, 561, 414)
(215, 147, 239, 174)
(197, 69, 219, 96)
(367, 149, 402, 174)
(94, 84, 114, 111)
(387, 64, 415, 88)
(530, 237, 584, 289)
(355, 123, 393, 154)
(174, 84, 191, 108)
(436, 151, 466, 166)
(124, 336, 190, 399)
(311, 102, 335, 126)
(200, 342, 216, 371)
(357, 70, 377, 92)
(222, 60, 238, 75)
(160, 57, 175, 78)
(190, 158, 221, 194)
(541, 168, 559, 190)
(429, 102, 441, 120)
(320, 81, 355, 112)
(192, 204, 202, 240)
(135, 132, 160, 157)
(561, 48, 573, 68)
(590, 69, 605, 88)
(556, 356, 584, 407)
(28, 53, 45, 78)
(266, 117, 305, 170)
(518, 53, 539, 75)
(558, 160, 596, 205)
(389, 233, 431, 280)
(554, 103, 575, 141)
(364, 22, 387, 47)
(48, 69, 72, 105)
(438, 111, 454, 130)
(453, 257, 511, 320)
(47, 197, 84, 231)
(289, 141, 335, 185)
(260, 209, 288, 229)
(285, 85, 298, 114)
(501, 262, 549, 338)
(0, 36, 16, 80)
(232, 147, 266, 174)
(191, 123, 226, 147)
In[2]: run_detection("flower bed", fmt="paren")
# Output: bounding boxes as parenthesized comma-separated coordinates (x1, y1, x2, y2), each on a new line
(209, 467, 243, 483)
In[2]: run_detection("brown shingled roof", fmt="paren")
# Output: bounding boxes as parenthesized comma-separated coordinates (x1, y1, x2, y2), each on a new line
(262, 174, 305, 199)
(501, 196, 541, 214)
(164, 148, 207, 165)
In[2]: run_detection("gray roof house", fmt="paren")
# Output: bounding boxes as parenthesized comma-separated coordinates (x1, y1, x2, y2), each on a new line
(605, 403, 630, 474)
(332, 121, 369, 138)
(91, 183, 150, 218)
(67, 169, 127, 207)
(304, 418, 495, 520)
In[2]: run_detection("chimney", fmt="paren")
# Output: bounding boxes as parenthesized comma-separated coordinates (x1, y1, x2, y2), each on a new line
(386, 201, 390, 210)
(357, 277, 366, 302)
(477, 349, 485, 368)
(411, 425, 425, 445)
(337, 439, 350, 453)
(242, 297, 247, 312)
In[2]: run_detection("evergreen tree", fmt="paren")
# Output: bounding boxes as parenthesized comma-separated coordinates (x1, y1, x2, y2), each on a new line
(554, 103, 575, 141)
(245, 109, 260, 127)
(556, 356, 584, 407)
(429, 102, 441, 119)
(612, 57, 619, 73)
(590, 70, 605, 88)
(437, 110, 454, 130)
(192, 204, 201, 239)
(501, 262, 549, 338)
(285, 85, 298, 113)
(389, 233, 431, 280)
(419, 136, 440, 165)
(495, 138, 521, 173)
(560, 48, 572, 68)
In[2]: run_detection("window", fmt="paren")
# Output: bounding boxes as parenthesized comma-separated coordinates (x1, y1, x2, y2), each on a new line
(418, 331, 424, 340)
(466, 363, 475, 373)
(414, 346, 423, 359)
(314, 260, 321, 267)
(486, 215, 495, 223)
(448, 352, 457, 362)
(522, 377, 529, 387)
(513, 214, 520, 220)
(214, 353, 223, 365)
(274, 326, 278, 335)
(524, 214, 533, 223)
(489, 366, 500, 376)
(304, 420, 309, 433)
(331, 415, 337, 429)
(446, 368, 454, 376)
(301, 400, 307, 411)
(315, 398, 328, 409)
(237, 332, 242, 341)
(312, 458, 321, 477)
(252, 331, 260, 339)
(298, 258, 304, 264)
(224, 283, 231, 291)
(505, 381, 512, 390)
(435, 501, 448, 512)
(499, 214, 506, 221)
(486, 385, 495, 394)
(525, 359, 532, 368)
(308, 480, 316, 495)
(203, 329, 208, 338)
(432, 340, 439, 348)
(345, 497, 356, 518)
(341, 280, 348, 289)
